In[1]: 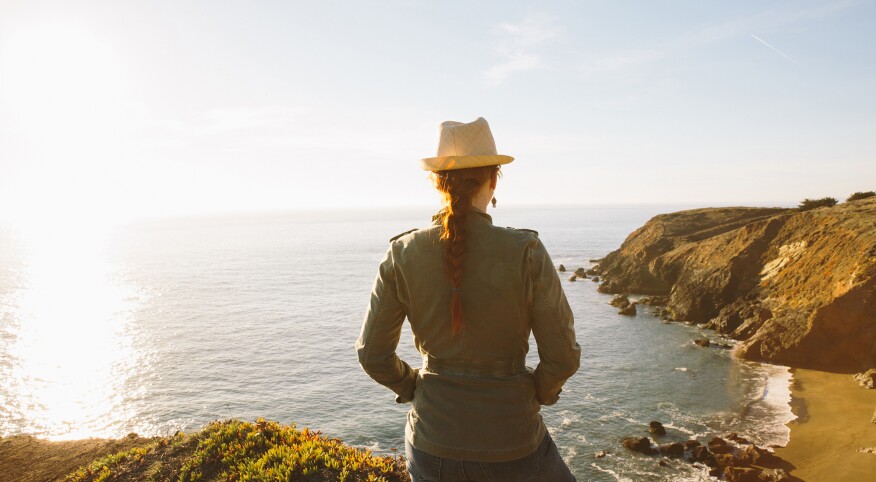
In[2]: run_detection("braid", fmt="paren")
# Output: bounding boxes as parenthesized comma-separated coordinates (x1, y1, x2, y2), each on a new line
(431, 165, 499, 336)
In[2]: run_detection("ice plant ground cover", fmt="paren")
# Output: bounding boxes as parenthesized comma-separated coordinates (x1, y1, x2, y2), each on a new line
(65, 418, 409, 482)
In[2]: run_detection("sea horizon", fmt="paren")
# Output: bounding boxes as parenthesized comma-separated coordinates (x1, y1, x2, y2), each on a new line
(0, 200, 805, 228)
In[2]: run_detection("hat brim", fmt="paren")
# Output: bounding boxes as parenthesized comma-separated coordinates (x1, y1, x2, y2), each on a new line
(421, 155, 514, 171)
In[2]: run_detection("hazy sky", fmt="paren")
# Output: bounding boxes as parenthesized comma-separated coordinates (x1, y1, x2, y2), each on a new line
(1, 0, 874, 222)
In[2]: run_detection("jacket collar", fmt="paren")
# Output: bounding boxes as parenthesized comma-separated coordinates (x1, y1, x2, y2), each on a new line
(431, 207, 493, 225)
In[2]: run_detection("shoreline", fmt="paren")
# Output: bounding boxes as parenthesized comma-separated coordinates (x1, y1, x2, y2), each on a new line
(774, 368, 876, 481)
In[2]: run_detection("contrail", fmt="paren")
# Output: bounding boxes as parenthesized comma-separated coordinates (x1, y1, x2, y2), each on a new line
(750, 34, 798, 65)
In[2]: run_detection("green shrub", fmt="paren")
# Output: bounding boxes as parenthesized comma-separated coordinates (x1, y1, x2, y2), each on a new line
(798, 197, 838, 211)
(66, 419, 408, 482)
(846, 191, 875, 202)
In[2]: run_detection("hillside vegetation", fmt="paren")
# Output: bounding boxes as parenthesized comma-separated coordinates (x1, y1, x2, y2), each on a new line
(0, 419, 408, 482)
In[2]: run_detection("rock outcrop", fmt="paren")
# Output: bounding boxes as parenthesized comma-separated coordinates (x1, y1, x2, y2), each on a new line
(618, 303, 637, 316)
(854, 368, 876, 389)
(595, 199, 876, 372)
(620, 432, 795, 480)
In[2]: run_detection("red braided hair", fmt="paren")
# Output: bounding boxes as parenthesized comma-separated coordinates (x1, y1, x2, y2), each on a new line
(431, 165, 500, 336)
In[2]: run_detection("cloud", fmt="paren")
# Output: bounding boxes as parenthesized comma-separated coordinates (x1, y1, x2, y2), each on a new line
(483, 13, 562, 85)
(483, 53, 543, 85)
(577, 49, 665, 81)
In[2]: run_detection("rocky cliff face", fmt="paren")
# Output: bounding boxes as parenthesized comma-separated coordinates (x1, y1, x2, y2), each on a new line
(595, 199, 876, 372)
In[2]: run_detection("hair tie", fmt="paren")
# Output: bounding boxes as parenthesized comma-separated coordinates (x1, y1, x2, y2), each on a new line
(450, 287, 461, 294)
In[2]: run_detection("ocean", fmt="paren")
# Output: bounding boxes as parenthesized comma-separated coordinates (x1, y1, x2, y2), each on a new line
(0, 205, 794, 481)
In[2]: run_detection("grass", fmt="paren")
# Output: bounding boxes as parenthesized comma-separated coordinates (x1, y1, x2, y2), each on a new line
(65, 418, 409, 482)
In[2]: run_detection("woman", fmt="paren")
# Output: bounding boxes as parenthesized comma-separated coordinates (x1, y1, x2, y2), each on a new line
(356, 117, 580, 481)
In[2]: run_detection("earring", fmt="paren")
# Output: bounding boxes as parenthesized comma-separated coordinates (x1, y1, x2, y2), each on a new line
(491, 197, 497, 208)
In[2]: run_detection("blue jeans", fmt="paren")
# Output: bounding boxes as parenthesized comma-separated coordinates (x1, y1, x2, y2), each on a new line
(405, 433, 577, 482)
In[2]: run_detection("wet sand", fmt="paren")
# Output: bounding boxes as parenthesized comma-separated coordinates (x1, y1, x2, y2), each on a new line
(774, 368, 876, 481)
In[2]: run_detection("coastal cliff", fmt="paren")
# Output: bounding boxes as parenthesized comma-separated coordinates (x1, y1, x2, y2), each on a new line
(595, 197, 876, 372)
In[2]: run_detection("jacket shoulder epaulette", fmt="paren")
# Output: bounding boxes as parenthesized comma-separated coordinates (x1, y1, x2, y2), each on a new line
(389, 228, 419, 243)
(506, 227, 539, 237)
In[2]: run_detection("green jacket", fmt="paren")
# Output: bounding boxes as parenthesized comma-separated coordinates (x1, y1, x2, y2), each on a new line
(355, 210, 581, 462)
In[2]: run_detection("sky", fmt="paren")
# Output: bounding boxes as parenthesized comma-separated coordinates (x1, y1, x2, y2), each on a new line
(0, 0, 874, 223)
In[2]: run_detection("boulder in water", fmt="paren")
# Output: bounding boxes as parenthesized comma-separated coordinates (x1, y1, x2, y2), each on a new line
(648, 421, 666, 436)
(692, 445, 717, 466)
(610, 294, 630, 308)
(684, 440, 701, 449)
(618, 303, 637, 316)
(558, 264, 566, 272)
(707, 437, 733, 455)
(658, 442, 684, 457)
(622, 437, 657, 455)
(694, 338, 711, 348)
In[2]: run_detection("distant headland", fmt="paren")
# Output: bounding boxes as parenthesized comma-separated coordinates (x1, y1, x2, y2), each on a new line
(591, 194, 875, 373)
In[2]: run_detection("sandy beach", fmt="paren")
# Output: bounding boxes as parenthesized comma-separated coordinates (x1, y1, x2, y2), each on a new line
(774, 368, 876, 481)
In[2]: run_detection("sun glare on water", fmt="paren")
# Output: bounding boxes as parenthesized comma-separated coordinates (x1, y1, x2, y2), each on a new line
(0, 19, 149, 439)
(0, 217, 145, 440)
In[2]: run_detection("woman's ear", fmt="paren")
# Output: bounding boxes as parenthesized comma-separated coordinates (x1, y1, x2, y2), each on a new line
(490, 169, 498, 190)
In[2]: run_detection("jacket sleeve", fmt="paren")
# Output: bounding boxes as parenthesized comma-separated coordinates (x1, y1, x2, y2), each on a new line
(529, 237, 581, 405)
(355, 245, 418, 403)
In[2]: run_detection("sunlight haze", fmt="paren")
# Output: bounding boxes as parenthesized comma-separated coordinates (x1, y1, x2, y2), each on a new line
(1, 0, 874, 222)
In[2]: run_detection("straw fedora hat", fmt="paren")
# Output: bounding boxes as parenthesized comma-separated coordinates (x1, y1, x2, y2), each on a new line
(421, 117, 514, 171)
